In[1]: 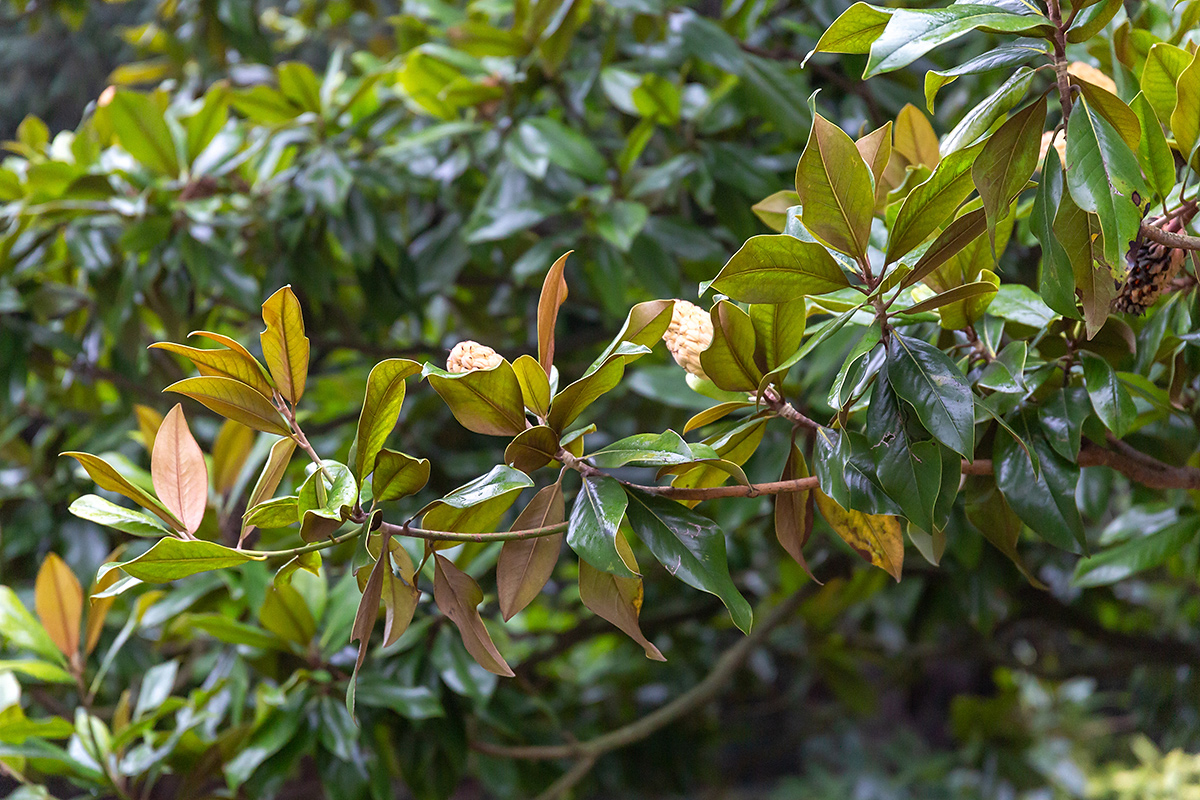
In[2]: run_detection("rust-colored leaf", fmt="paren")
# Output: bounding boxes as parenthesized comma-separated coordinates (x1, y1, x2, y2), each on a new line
(212, 419, 254, 496)
(35, 554, 83, 663)
(433, 554, 514, 677)
(62, 451, 184, 531)
(151, 404, 209, 536)
(149, 340, 274, 399)
(260, 286, 310, 404)
(537, 251, 572, 376)
(133, 405, 163, 454)
(815, 489, 904, 581)
(855, 120, 892, 190)
(578, 553, 664, 662)
(164, 376, 292, 436)
(497, 483, 565, 620)
(775, 442, 819, 583)
(350, 550, 385, 673)
(85, 548, 126, 656)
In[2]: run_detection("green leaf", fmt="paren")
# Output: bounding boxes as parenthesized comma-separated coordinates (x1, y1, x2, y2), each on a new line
(243, 496, 299, 529)
(865, 7, 1052, 79)
(1073, 80, 1140, 153)
(69, 495, 172, 538)
(900, 207, 988, 291)
(795, 115, 875, 261)
(699, 301, 763, 393)
(710, 234, 848, 303)
(162, 376, 292, 436)
(260, 584, 316, 647)
(242, 437, 296, 538)
(372, 449, 431, 502)
(424, 360, 528, 437)
(1038, 387, 1091, 461)
(259, 285, 310, 405)
(521, 117, 606, 182)
(886, 332, 975, 458)
(624, 489, 753, 633)
(512, 354, 551, 417)
(750, 298, 807, 371)
(1066, 94, 1149, 269)
(1171, 49, 1200, 162)
(902, 281, 998, 316)
(804, 2, 893, 61)
(587, 300, 674, 374)
(886, 142, 984, 264)
(1131, 92, 1176, 201)
(0, 587, 63, 664)
(1140, 43, 1192, 124)
(568, 476, 635, 578)
(1066, 0, 1120, 43)
(99, 539, 255, 583)
(62, 452, 185, 531)
(993, 423, 1084, 552)
(972, 97, 1046, 249)
(105, 91, 179, 176)
(549, 343, 650, 431)
(941, 67, 1036, 155)
(1030, 148, 1080, 319)
(504, 425, 560, 474)
(751, 190, 801, 232)
(0, 659, 74, 684)
(924, 42, 1046, 113)
(867, 363, 945, 532)
(353, 359, 421, 480)
(1073, 516, 1200, 587)
(1081, 353, 1137, 438)
(1054, 186, 1112, 336)
(588, 431, 695, 468)
(421, 465, 533, 535)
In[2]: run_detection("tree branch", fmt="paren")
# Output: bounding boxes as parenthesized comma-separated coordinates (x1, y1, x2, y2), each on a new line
(471, 589, 807, 762)
(1140, 223, 1200, 252)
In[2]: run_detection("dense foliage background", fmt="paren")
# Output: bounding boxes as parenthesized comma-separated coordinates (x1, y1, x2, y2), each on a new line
(3, 0, 1200, 798)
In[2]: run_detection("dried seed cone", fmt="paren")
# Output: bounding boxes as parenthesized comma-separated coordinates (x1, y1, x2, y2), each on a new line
(662, 300, 713, 381)
(1067, 61, 1117, 94)
(1114, 207, 1197, 315)
(447, 341, 503, 373)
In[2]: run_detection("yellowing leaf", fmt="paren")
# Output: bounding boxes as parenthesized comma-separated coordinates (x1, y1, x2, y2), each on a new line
(35, 554, 83, 663)
(537, 251, 571, 375)
(212, 420, 255, 495)
(353, 359, 421, 480)
(815, 489, 903, 581)
(164, 376, 291, 436)
(241, 437, 297, 543)
(893, 104, 940, 168)
(85, 548, 126, 656)
(133, 405, 163, 454)
(775, 442, 818, 582)
(433, 554, 514, 677)
(149, 340, 275, 400)
(260, 285, 310, 405)
(578, 558, 665, 661)
(151, 405, 209, 536)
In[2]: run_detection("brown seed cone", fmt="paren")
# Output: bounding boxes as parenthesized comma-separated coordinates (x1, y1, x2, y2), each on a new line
(1113, 205, 1197, 315)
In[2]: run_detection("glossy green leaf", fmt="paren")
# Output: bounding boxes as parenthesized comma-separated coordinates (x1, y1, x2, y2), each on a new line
(353, 358, 421, 480)
(749, 298, 806, 371)
(243, 496, 299, 528)
(68, 495, 171, 538)
(512, 354, 551, 417)
(549, 343, 650, 431)
(972, 97, 1045, 248)
(867, 362, 945, 532)
(1030, 148, 1079, 319)
(422, 465, 532, 535)
(1066, 94, 1149, 269)
(1065, 0, 1120, 42)
(588, 430, 695, 468)
(924, 42, 1046, 113)
(99, 539, 255, 583)
(711, 234, 848, 302)
(886, 142, 983, 264)
(1141, 43, 1192, 124)
(886, 332, 976, 458)
(700, 301, 763, 393)
(1171, 49, 1200, 162)
(0, 588, 62, 664)
(624, 489, 752, 633)
(795, 115, 874, 261)
(62, 452, 185, 531)
(424, 360, 528, 437)
(372, 449, 431, 502)
(994, 424, 1084, 552)
(804, 2, 892, 61)
(1081, 353, 1137, 438)
(1131, 92, 1176, 201)
(866, 8, 1052, 79)
(105, 90, 179, 175)
(941, 67, 1036, 155)
(568, 475, 634, 578)
(259, 584, 317, 647)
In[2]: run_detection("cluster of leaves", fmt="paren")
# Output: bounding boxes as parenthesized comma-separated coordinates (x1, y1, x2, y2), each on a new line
(6, 0, 1200, 798)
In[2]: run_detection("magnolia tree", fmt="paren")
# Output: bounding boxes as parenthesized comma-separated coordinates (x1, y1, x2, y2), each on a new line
(8, 0, 1200, 796)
